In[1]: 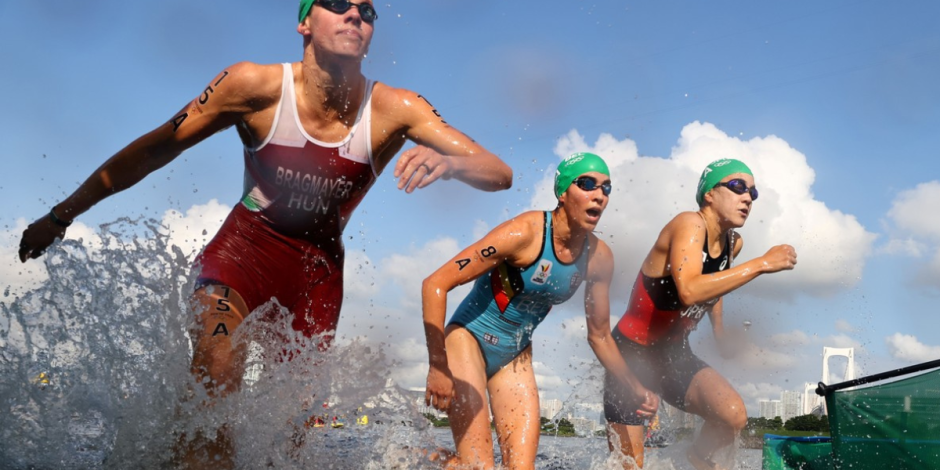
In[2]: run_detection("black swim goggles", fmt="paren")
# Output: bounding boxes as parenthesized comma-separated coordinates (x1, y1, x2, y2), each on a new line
(572, 176, 612, 196)
(714, 178, 758, 201)
(317, 0, 378, 24)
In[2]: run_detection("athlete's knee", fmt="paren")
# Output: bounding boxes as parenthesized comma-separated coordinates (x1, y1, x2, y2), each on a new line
(728, 405, 747, 432)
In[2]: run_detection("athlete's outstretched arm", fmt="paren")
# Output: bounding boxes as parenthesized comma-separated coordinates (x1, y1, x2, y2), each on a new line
(584, 239, 659, 418)
(376, 86, 512, 193)
(18, 63, 268, 262)
(666, 213, 797, 306)
(421, 214, 538, 411)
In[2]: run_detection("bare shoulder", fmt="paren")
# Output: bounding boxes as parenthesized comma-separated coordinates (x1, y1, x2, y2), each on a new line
(212, 61, 283, 109)
(589, 234, 614, 258)
(496, 210, 544, 241)
(370, 81, 418, 110)
(731, 230, 744, 256)
(370, 82, 439, 124)
(587, 234, 614, 278)
(669, 211, 706, 229)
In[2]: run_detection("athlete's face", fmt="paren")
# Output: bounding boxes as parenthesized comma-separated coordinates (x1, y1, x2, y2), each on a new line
(706, 173, 755, 228)
(561, 171, 610, 231)
(299, 0, 375, 60)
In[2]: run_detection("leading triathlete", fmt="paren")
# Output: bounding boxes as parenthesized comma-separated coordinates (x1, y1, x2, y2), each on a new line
(18, 1, 512, 466)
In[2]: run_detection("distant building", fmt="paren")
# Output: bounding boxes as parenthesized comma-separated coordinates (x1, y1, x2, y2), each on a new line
(540, 398, 564, 420)
(759, 399, 782, 420)
(781, 391, 803, 423)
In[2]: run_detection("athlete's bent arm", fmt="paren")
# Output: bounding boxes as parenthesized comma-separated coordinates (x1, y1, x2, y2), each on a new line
(421, 215, 536, 411)
(19, 63, 267, 262)
(584, 239, 658, 418)
(667, 214, 796, 306)
(377, 86, 512, 193)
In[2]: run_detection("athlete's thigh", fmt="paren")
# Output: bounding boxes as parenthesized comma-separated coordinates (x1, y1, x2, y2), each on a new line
(190, 284, 251, 393)
(683, 367, 746, 424)
(487, 346, 540, 470)
(444, 324, 495, 467)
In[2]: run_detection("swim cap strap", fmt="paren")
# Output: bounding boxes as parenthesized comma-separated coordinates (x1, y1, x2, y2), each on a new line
(554, 152, 610, 199)
(696, 158, 753, 206)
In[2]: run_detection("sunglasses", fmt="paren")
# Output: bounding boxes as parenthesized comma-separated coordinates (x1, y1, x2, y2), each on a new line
(572, 176, 612, 196)
(318, 0, 378, 24)
(714, 178, 758, 201)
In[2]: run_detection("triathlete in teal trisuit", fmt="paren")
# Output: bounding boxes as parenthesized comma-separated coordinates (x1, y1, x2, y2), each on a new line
(422, 153, 658, 470)
(448, 211, 589, 378)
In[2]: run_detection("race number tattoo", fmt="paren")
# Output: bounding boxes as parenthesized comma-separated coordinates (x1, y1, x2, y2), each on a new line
(480, 246, 497, 258)
(417, 94, 447, 124)
(171, 70, 230, 132)
(212, 322, 229, 337)
(455, 258, 471, 270)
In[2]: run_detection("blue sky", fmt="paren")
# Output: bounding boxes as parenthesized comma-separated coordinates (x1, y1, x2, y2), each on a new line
(2, 1, 939, 413)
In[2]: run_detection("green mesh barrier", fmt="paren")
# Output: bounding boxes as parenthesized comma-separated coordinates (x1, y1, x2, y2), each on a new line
(825, 369, 940, 469)
(762, 434, 833, 470)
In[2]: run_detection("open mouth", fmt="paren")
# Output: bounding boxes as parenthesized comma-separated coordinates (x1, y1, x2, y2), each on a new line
(586, 208, 602, 219)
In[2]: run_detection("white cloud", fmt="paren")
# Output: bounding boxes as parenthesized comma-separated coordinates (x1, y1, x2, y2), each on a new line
(472, 220, 490, 241)
(885, 333, 940, 362)
(887, 181, 940, 241)
(344, 250, 381, 299)
(559, 316, 588, 342)
(160, 199, 231, 259)
(535, 122, 877, 301)
(884, 181, 940, 289)
(380, 237, 463, 310)
(0, 218, 106, 296)
(533, 360, 566, 394)
(819, 334, 863, 351)
(769, 330, 811, 348)
(735, 343, 800, 371)
(834, 319, 857, 333)
(736, 381, 784, 411)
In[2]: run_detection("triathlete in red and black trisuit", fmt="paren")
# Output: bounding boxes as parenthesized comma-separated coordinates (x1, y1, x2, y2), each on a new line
(604, 225, 732, 424)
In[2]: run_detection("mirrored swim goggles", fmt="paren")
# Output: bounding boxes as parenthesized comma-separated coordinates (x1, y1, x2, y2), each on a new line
(572, 176, 612, 196)
(301, 0, 378, 24)
(714, 178, 758, 200)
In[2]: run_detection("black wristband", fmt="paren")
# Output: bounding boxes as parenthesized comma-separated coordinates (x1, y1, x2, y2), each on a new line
(49, 207, 72, 228)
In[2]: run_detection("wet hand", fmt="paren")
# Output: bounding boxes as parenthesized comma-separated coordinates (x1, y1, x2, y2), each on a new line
(760, 244, 797, 273)
(18, 214, 67, 263)
(636, 386, 660, 419)
(425, 365, 455, 412)
(394, 146, 452, 193)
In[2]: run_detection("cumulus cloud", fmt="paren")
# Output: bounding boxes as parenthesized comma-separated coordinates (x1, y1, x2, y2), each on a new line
(160, 199, 230, 258)
(883, 181, 940, 289)
(380, 237, 464, 310)
(769, 329, 812, 348)
(736, 381, 784, 411)
(1, 217, 111, 296)
(535, 122, 877, 301)
(834, 319, 857, 333)
(886, 333, 940, 362)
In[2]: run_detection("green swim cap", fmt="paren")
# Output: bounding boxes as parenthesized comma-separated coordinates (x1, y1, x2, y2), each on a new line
(299, 0, 316, 23)
(554, 152, 610, 199)
(696, 158, 753, 206)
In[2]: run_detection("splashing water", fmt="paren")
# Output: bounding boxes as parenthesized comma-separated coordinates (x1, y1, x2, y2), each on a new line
(0, 218, 762, 469)
(0, 219, 442, 469)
